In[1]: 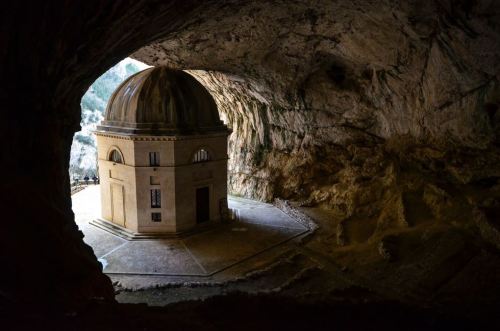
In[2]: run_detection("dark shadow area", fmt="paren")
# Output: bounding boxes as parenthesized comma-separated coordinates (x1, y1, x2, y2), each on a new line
(3, 293, 497, 331)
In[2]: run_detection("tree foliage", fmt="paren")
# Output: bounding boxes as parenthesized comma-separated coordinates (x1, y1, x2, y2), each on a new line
(69, 58, 147, 182)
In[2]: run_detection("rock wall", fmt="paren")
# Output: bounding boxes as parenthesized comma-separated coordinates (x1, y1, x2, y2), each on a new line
(0, 0, 204, 307)
(133, 0, 500, 202)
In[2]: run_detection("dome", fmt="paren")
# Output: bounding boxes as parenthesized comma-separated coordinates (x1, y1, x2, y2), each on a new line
(97, 66, 227, 135)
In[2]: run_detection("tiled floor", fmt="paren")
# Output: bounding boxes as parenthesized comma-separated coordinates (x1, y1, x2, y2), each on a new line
(72, 186, 308, 277)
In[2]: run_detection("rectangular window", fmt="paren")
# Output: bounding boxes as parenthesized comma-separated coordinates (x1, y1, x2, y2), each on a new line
(149, 152, 160, 166)
(150, 189, 161, 208)
(151, 212, 162, 222)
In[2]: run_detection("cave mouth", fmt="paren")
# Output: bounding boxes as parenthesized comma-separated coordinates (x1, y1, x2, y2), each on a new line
(69, 57, 150, 185)
(4, 2, 500, 328)
(69, 58, 314, 302)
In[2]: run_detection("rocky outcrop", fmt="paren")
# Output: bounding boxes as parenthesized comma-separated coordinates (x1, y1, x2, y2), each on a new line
(132, 6, 500, 293)
(133, 0, 500, 204)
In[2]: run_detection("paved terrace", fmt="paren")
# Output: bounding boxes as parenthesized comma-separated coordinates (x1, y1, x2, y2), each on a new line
(72, 186, 309, 281)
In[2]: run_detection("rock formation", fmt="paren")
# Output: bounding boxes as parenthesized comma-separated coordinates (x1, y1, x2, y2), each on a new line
(132, 1, 500, 271)
(1, 0, 499, 326)
(133, 0, 500, 201)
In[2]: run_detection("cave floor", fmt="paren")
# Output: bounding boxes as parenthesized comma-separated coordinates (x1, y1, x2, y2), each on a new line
(71, 186, 500, 325)
(72, 186, 309, 287)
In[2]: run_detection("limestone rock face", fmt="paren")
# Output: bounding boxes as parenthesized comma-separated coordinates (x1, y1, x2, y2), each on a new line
(133, 0, 500, 201)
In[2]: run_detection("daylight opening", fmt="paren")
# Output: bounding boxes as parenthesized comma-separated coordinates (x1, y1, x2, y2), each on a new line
(109, 149, 123, 163)
(69, 58, 310, 303)
(193, 148, 211, 163)
(69, 58, 149, 185)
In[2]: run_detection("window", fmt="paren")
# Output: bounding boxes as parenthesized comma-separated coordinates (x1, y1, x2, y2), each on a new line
(149, 152, 160, 166)
(192, 149, 210, 163)
(151, 212, 162, 222)
(150, 189, 161, 208)
(109, 149, 123, 163)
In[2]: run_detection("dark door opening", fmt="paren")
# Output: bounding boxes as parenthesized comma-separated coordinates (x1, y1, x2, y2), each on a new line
(196, 187, 210, 223)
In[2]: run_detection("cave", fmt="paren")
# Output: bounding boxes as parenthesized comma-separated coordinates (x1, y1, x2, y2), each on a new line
(2, 1, 500, 330)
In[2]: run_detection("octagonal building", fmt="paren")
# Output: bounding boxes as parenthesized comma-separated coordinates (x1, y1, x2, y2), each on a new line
(94, 66, 230, 237)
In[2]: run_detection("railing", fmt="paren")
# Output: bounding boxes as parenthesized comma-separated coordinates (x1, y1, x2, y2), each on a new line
(70, 179, 100, 195)
(70, 183, 85, 195)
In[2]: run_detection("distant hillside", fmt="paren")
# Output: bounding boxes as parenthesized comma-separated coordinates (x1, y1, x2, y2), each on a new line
(69, 58, 149, 181)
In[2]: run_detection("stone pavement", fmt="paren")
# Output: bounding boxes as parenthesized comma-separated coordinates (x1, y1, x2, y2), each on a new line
(72, 186, 309, 278)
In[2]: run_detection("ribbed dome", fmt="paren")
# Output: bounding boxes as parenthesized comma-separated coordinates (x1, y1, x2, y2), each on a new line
(97, 66, 227, 135)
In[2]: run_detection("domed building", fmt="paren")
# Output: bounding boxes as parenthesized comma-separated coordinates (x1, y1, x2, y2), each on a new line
(93, 66, 230, 238)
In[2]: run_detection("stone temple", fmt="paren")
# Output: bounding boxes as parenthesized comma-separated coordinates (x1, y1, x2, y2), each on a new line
(94, 66, 230, 237)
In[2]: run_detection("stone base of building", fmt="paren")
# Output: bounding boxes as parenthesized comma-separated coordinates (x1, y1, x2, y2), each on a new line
(90, 218, 225, 240)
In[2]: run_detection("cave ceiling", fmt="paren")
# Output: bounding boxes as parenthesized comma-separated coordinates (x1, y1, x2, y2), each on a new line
(132, 0, 500, 200)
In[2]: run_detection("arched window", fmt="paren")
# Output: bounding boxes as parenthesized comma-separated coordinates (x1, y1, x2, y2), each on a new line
(109, 149, 123, 164)
(192, 149, 210, 163)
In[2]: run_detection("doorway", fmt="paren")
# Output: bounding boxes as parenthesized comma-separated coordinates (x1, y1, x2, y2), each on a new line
(111, 183, 125, 227)
(196, 186, 210, 223)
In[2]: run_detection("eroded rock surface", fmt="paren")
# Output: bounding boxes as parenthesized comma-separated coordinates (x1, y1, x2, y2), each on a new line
(134, 0, 500, 277)
(134, 0, 500, 202)
(131, 0, 500, 315)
